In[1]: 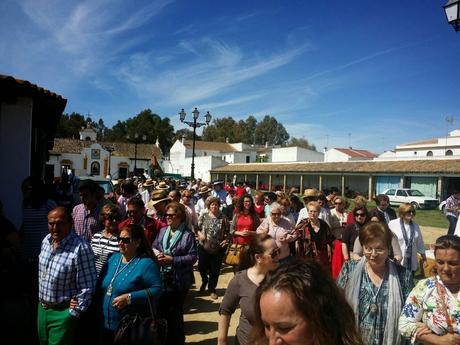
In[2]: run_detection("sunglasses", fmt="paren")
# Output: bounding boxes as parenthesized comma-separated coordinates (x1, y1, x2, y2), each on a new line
(355, 213, 366, 217)
(105, 215, 121, 222)
(269, 248, 281, 259)
(117, 236, 132, 244)
(166, 213, 176, 218)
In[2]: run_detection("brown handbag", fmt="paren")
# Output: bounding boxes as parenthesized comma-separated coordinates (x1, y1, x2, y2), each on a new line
(223, 243, 244, 266)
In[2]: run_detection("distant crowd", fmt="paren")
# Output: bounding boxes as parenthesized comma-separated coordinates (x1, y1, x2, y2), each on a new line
(2, 174, 460, 345)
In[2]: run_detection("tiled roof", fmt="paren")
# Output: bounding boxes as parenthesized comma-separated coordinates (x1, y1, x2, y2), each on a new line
(334, 148, 377, 158)
(183, 140, 238, 152)
(397, 138, 438, 147)
(0, 75, 66, 104)
(210, 159, 460, 174)
(50, 138, 163, 159)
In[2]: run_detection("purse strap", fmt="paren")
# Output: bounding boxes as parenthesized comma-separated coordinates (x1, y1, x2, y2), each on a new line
(145, 289, 155, 319)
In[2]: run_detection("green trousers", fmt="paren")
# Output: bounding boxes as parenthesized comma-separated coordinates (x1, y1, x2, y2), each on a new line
(37, 303, 77, 345)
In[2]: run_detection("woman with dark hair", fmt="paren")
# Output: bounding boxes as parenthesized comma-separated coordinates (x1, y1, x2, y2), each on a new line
(342, 205, 369, 261)
(251, 259, 364, 345)
(337, 222, 413, 345)
(253, 192, 265, 220)
(153, 201, 197, 345)
(230, 194, 261, 246)
(196, 197, 230, 299)
(98, 224, 162, 344)
(217, 234, 279, 345)
(399, 235, 460, 344)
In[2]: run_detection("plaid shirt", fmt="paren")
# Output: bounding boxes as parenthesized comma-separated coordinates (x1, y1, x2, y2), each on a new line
(38, 230, 97, 316)
(446, 195, 460, 218)
(72, 201, 103, 242)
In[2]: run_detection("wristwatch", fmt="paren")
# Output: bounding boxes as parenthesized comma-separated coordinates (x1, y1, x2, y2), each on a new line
(127, 293, 132, 305)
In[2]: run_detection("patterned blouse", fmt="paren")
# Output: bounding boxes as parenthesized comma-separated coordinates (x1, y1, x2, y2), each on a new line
(337, 260, 413, 345)
(399, 276, 460, 342)
(198, 212, 229, 247)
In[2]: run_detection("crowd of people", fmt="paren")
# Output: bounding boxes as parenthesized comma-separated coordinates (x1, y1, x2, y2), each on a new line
(2, 174, 460, 345)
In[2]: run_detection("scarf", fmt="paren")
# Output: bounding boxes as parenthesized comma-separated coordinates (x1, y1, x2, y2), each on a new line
(345, 257, 402, 345)
(399, 218, 415, 272)
(161, 224, 185, 272)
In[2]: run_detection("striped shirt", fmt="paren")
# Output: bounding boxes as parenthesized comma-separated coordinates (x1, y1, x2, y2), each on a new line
(90, 231, 119, 275)
(38, 230, 97, 316)
(72, 202, 104, 242)
(21, 199, 57, 261)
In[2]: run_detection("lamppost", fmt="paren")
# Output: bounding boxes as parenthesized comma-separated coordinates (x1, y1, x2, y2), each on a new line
(179, 107, 212, 181)
(126, 133, 146, 175)
(444, 0, 460, 32)
(106, 145, 115, 178)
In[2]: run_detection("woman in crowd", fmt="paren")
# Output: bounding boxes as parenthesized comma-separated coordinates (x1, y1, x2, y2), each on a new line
(253, 191, 266, 220)
(346, 195, 368, 224)
(180, 189, 198, 231)
(388, 203, 426, 275)
(196, 197, 230, 299)
(342, 205, 369, 261)
(278, 197, 296, 226)
(264, 192, 277, 218)
(250, 259, 364, 345)
(337, 222, 413, 345)
(295, 201, 334, 272)
(296, 188, 319, 225)
(117, 180, 138, 219)
(399, 235, 460, 344)
(217, 234, 280, 345)
(330, 195, 349, 278)
(257, 203, 296, 264)
(91, 204, 122, 275)
(98, 224, 162, 344)
(230, 194, 261, 247)
(153, 202, 197, 345)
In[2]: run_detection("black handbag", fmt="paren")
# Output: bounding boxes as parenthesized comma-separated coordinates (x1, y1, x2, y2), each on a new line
(113, 289, 167, 345)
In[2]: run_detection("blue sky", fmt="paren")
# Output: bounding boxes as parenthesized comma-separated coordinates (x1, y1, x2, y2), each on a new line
(1, 0, 459, 153)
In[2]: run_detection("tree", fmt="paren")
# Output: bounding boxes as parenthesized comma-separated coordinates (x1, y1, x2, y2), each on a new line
(287, 137, 317, 151)
(254, 115, 290, 145)
(202, 117, 240, 142)
(173, 128, 197, 142)
(55, 112, 87, 138)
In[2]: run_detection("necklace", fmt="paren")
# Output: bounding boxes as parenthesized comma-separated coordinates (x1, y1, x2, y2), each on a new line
(106, 255, 136, 296)
(365, 264, 385, 315)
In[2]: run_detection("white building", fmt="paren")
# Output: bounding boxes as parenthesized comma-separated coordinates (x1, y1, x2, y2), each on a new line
(47, 128, 163, 180)
(385, 129, 460, 159)
(324, 147, 377, 162)
(271, 146, 323, 162)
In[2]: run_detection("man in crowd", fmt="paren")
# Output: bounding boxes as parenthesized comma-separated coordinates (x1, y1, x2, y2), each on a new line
(38, 207, 96, 345)
(195, 185, 211, 216)
(168, 189, 181, 203)
(147, 189, 170, 232)
(119, 198, 157, 245)
(368, 194, 396, 224)
(211, 180, 227, 205)
(72, 179, 103, 241)
(140, 178, 155, 206)
(445, 190, 460, 235)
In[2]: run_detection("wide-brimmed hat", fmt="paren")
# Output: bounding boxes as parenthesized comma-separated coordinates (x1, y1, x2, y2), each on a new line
(199, 186, 211, 194)
(147, 189, 170, 209)
(302, 188, 319, 199)
(156, 181, 169, 190)
(143, 179, 155, 187)
(212, 180, 224, 186)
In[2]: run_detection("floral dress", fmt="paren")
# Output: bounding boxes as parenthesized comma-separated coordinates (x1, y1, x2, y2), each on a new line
(399, 276, 460, 343)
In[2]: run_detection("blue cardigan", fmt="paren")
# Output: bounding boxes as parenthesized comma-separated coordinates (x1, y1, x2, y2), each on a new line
(99, 252, 162, 331)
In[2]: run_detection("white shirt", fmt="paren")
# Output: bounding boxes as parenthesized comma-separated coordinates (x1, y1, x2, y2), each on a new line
(388, 218, 425, 271)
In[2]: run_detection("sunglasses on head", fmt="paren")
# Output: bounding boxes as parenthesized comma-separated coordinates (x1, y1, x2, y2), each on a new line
(117, 236, 132, 244)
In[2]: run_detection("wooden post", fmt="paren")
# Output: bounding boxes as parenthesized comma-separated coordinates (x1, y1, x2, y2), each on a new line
(224, 174, 228, 183)
(244, 174, 247, 182)
(341, 175, 345, 197)
(318, 175, 323, 192)
(368, 175, 373, 201)
(269, 175, 272, 192)
(300, 175, 304, 193)
(400, 175, 405, 188)
(283, 175, 287, 193)
(256, 174, 259, 190)
(437, 176, 443, 200)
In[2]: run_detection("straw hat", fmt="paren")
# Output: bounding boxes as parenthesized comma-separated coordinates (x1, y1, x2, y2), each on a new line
(147, 189, 170, 209)
(156, 181, 169, 190)
(143, 179, 155, 187)
(302, 188, 319, 199)
(198, 186, 211, 194)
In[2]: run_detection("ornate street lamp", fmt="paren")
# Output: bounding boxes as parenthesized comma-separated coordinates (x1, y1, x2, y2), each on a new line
(444, 0, 460, 32)
(179, 107, 212, 180)
(126, 133, 147, 175)
(105, 144, 115, 177)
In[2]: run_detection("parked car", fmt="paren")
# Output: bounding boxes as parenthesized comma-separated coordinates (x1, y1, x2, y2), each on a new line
(382, 188, 438, 209)
(73, 176, 114, 204)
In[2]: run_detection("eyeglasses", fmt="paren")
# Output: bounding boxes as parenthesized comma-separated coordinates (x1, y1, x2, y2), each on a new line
(269, 248, 281, 259)
(117, 236, 132, 244)
(334, 202, 342, 205)
(166, 213, 176, 218)
(363, 247, 386, 255)
(354, 213, 366, 217)
(270, 212, 281, 216)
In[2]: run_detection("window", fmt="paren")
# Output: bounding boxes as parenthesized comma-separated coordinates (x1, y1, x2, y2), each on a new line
(426, 151, 433, 157)
(446, 150, 453, 156)
(385, 189, 396, 196)
(396, 190, 407, 197)
(90, 162, 100, 176)
(118, 167, 128, 179)
(246, 156, 250, 163)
